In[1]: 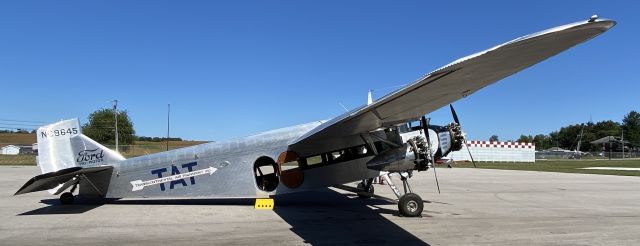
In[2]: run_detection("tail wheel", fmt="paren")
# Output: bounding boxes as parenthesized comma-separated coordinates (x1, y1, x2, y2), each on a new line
(398, 193, 423, 217)
(60, 192, 75, 205)
(356, 181, 375, 199)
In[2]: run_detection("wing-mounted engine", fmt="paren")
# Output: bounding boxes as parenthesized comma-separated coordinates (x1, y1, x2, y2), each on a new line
(408, 121, 464, 171)
(364, 120, 464, 172)
(365, 105, 470, 173)
(429, 122, 464, 159)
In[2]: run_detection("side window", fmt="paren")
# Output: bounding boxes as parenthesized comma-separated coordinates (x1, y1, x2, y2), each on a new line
(278, 151, 301, 172)
(398, 123, 410, 133)
(353, 145, 369, 158)
(408, 120, 422, 131)
(329, 150, 346, 163)
(302, 144, 373, 168)
(306, 155, 323, 166)
(280, 158, 299, 171)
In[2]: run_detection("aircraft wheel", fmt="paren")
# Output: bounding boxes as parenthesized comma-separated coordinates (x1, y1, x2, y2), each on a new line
(60, 192, 75, 205)
(398, 193, 423, 217)
(356, 182, 374, 199)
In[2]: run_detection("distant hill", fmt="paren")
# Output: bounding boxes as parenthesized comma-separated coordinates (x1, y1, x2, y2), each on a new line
(0, 133, 36, 148)
(0, 133, 209, 158)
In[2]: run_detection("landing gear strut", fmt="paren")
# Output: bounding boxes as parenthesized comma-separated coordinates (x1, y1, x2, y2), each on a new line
(381, 172, 424, 217)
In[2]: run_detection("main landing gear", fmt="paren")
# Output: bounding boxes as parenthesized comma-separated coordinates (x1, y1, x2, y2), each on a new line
(60, 192, 75, 205)
(356, 178, 375, 199)
(59, 182, 79, 205)
(356, 172, 424, 217)
(381, 172, 423, 217)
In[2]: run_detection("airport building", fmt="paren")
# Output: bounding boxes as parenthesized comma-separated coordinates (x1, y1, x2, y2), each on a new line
(0, 144, 36, 155)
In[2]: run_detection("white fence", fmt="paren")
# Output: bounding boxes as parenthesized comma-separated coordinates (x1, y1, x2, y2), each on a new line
(449, 141, 535, 163)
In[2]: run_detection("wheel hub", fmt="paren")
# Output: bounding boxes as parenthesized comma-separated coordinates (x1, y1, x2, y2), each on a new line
(406, 200, 418, 213)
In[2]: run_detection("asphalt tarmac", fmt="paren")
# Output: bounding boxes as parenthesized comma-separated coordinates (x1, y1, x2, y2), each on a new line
(1, 166, 638, 245)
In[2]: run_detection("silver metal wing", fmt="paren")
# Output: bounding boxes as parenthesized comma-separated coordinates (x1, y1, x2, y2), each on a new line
(291, 18, 615, 154)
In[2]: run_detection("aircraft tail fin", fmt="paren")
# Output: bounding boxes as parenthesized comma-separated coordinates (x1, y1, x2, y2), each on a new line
(36, 119, 125, 174)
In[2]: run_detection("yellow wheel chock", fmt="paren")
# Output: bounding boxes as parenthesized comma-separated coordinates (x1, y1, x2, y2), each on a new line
(254, 198, 274, 210)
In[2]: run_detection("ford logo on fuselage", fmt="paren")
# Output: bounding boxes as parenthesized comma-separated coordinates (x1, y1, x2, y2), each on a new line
(77, 148, 105, 165)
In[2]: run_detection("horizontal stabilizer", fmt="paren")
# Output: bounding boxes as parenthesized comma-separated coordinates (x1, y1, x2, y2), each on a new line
(14, 166, 113, 195)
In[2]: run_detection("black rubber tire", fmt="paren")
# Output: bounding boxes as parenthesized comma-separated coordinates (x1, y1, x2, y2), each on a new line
(60, 192, 75, 205)
(398, 193, 423, 217)
(356, 182, 375, 199)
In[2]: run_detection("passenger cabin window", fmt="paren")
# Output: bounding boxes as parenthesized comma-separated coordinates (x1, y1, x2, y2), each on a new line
(302, 144, 373, 169)
(280, 157, 299, 171)
(354, 145, 368, 156)
(306, 155, 323, 166)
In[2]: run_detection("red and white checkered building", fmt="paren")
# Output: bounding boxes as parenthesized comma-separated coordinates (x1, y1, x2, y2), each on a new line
(449, 141, 535, 162)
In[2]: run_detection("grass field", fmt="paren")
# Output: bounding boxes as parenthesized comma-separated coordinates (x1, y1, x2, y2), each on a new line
(0, 155, 36, 165)
(454, 159, 640, 177)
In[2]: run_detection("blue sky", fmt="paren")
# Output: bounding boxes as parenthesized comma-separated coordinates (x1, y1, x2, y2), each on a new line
(0, 1, 637, 141)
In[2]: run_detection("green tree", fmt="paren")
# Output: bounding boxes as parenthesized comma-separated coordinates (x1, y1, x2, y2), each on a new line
(517, 134, 533, 143)
(555, 124, 585, 151)
(489, 135, 499, 142)
(592, 120, 621, 140)
(623, 110, 640, 147)
(533, 134, 552, 150)
(82, 109, 135, 146)
(549, 131, 560, 149)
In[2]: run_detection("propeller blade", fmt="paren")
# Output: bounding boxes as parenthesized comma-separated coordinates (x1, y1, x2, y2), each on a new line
(432, 161, 441, 194)
(450, 104, 477, 168)
(464, 139, 477, 168)
(449, 104, 460, 125)
(420, 116, 430, 141)
(421, 116, 441, 194)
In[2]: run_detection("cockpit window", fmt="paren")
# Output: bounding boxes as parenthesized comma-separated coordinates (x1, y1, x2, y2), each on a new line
(408, 120, 423, 131)
(398, 124, 410, 133)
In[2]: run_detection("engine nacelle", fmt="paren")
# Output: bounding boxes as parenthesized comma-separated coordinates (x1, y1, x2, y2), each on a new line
(366, 144, 416, 172)
(425, 122, 464, 160)
(365, 122, 465, 172)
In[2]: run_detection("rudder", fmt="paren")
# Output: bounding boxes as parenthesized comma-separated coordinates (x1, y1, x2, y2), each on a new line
(36, 118, 124, 174)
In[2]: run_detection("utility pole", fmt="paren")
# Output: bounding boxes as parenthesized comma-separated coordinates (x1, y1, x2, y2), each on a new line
(113, 100, 119, 153)
(167, 104, 170, 151)
(621, 128, 624, 159)
(609, 139, 612, 160)
(576, 124, 584, 158)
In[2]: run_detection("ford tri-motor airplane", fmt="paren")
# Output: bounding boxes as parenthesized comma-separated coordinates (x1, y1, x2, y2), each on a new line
(15, 17, 615, 217)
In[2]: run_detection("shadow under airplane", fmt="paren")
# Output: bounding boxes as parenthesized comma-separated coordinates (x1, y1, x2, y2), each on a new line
(19, 188, 431, 245)
(274, 188, 431, 245)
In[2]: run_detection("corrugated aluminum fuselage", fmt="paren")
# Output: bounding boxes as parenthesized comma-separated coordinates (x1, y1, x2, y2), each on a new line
(103, 121, 380, 199)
